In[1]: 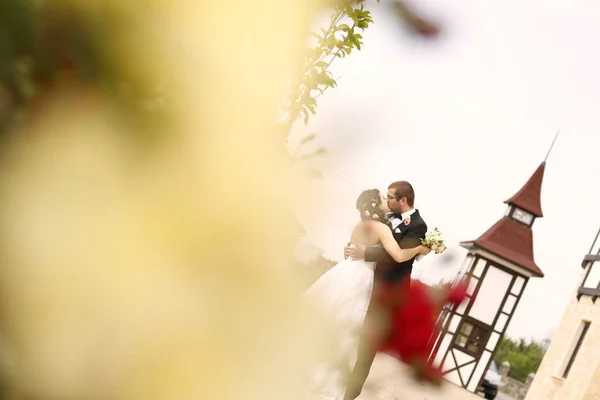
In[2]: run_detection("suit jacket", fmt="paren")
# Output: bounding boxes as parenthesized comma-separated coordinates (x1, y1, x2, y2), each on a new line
(365, 209, 427, 283)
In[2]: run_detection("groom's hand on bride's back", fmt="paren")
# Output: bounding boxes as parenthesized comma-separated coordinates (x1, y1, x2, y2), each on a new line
(344, 243, 366, 260)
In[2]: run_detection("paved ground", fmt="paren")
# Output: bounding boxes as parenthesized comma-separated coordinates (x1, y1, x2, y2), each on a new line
(353, 353, 485, 400)
(306, 353, 517, 400)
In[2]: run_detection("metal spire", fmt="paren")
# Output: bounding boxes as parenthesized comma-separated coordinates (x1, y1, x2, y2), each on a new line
(544, 128, 560, 163)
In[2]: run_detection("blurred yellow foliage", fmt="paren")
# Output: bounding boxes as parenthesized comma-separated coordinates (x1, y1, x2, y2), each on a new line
(0, 0, 334, 399)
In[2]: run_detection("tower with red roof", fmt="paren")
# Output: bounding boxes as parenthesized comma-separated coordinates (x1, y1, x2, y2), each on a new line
(428, 160, 548, 395)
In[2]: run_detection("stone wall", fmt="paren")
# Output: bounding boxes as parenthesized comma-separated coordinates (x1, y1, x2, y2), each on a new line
(524, 276, 600, 400)
(498, 361, 535, 400)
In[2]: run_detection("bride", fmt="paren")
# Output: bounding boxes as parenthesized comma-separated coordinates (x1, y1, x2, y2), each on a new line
(302, 188, 432, 400)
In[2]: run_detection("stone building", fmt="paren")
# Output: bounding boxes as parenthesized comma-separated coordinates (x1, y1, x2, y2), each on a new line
(525, 227, 600, 400)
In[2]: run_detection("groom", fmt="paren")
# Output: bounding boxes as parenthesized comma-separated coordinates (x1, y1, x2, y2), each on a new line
(343, 180, 427, 400)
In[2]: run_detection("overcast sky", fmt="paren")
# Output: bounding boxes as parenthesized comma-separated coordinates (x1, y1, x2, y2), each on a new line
(292, 0, 600, 341)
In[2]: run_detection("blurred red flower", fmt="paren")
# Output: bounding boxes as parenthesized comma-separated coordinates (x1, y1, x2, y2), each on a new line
(379, 277, 469, 384)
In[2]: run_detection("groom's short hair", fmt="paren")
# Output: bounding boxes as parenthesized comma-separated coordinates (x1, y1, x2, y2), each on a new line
(389, 181, 415, 207)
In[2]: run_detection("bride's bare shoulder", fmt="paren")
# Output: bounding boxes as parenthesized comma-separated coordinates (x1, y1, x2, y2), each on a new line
(350, 220, 383, 245)
(355, 219, 388, 230)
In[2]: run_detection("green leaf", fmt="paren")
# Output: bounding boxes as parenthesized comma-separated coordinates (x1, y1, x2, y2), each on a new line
(299, 147, 327, 160)
(281, 0, 376, 126)
(314, 60, 328, 69)
(300, 133, 317, 145)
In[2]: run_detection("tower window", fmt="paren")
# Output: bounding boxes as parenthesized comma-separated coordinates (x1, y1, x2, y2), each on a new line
(512, 208, 534, 225)
(562, 321, 590, 378)
(454, 318, 491, 357)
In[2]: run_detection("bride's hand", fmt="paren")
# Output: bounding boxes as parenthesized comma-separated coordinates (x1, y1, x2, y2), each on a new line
(347, 245, 366, 260)
(344, 243, 354, 259)
(420, 245, 432, 256)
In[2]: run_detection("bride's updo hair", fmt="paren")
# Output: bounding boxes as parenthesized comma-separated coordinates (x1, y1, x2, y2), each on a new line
(356, 189, 387, 223)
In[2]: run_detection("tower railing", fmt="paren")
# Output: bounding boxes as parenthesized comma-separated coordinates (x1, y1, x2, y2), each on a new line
(588, 226, 600, 256)
(579, 226, 600, 297)
(582, 226, 600, 268)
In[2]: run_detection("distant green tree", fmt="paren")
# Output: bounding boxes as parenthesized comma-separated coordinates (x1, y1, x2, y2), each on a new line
(494, 337, 546, 382)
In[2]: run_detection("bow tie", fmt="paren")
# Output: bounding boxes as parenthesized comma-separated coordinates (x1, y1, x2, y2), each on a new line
(388, 212, 403, 220)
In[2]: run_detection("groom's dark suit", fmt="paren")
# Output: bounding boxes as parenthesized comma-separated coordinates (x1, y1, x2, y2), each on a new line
(344, 209, 427, 400)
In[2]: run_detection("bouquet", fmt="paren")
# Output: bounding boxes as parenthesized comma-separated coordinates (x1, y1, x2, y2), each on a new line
(421, 227, 446, 254)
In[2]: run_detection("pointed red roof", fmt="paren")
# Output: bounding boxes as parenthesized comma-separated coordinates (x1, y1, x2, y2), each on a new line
(504, 163, 545, 217)
(462, 217, 544, 277)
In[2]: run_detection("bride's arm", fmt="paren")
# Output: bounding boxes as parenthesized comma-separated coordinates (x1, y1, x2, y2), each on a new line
(372, 222, 429, 263)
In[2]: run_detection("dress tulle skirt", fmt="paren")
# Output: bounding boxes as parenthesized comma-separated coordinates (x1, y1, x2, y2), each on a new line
(302, 258, 376, 400)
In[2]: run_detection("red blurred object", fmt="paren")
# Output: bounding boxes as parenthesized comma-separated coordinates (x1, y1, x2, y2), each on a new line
(379, 278, 468, 384)
(392, 0, 441, 38)
(409, 17, 440, 38)
(447, 278, 469, 304)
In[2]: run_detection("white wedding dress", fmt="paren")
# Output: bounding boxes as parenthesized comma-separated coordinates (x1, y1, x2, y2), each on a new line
(302, 256, 377, 400)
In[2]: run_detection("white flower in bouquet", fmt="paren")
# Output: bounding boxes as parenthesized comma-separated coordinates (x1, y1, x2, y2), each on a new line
(421, 227, 446, 254)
